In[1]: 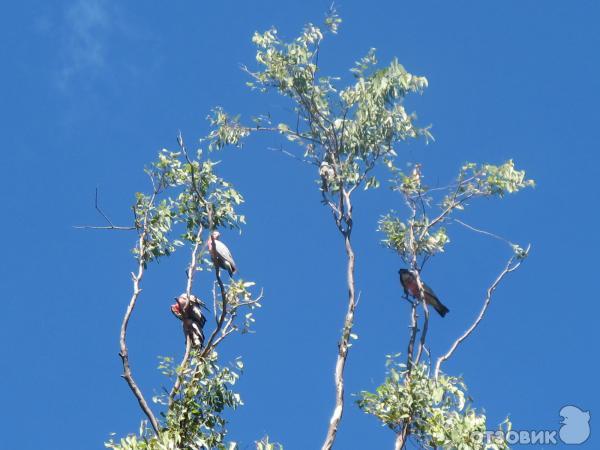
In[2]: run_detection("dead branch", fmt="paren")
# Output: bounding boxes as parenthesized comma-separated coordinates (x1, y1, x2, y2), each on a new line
(74, 188, 136, 230)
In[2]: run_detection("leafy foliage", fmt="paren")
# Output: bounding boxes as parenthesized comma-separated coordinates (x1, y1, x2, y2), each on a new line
(379, 161, 533, 264)
(132, 148, 245, 267)
(209, 11, 430, 200)
(256, 436, 285, 450)
(106, 143, 267, 448)
(163, 352, 243, 449)
(102, 10, 534, 450)
(357, 358, 510, 450)
(107, 351, 243, 450)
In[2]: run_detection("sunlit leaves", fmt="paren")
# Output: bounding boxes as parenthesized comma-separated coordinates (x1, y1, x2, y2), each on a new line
(107, 352, 243, 450)
(112, 144, 259, 448)
(256, 436, 284, 450)
(357, 358, 510, 450)
(381, 160, 533, 264)
(165, 351, 242, 450)
(132, 149, 245, 266)
(379, 215, 449, 261)
(460, 159, 535, 198)
(206, 108, 250, 151)
(209, 18, 431, 199)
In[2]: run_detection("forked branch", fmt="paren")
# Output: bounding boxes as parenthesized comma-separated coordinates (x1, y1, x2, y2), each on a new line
(74, 188, 136, 230)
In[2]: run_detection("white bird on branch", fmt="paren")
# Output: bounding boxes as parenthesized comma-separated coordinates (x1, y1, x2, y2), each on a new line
(208, 230, 237, 277)
(319, 161, 335, 192)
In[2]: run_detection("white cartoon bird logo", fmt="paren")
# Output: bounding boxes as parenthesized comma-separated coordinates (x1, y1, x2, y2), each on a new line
(559, 405, 590, 444)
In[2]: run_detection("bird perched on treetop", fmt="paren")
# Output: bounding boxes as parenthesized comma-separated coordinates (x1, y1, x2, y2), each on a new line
(399, 269, 449, 318)
(208, 230, 237, 277)
(171, 294, 207, 348)
(319, 161, 335, 192)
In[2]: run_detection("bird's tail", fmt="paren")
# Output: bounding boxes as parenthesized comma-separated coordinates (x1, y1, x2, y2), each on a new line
(429, 297, 449, 318)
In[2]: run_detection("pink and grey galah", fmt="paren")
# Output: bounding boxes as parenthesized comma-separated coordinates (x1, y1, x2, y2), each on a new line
(171, 294, 207, 348)
(399, 269, 449, 318)
(208, 230, 237, 277)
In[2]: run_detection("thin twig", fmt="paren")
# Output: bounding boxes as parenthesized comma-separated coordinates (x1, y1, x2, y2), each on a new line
(268, 146, 314, 165)
(452, 218, 515, 247)
(433, 246, 529, 378)
(74, 188, 136, 230)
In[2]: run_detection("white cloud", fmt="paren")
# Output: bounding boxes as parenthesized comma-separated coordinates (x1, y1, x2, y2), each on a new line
(58, 0, 112, 89)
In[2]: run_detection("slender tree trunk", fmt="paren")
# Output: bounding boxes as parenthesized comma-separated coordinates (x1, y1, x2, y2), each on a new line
(321, 228, 356, 450)
(395, 425, 409, 450)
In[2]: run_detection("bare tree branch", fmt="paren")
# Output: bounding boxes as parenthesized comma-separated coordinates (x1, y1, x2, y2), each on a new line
(433, 246, 530, 379)
(452, 218, 515, 247)
(119, 221, 161, 435)
(268, 146, 314, 165)
(321, 192, 357, 450)
(415, 298, 430, 365)
(201, 265, 228, 357)
(74, 188, 136, 230)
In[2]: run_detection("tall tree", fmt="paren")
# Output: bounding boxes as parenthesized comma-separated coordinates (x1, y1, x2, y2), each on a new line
(81, 137, 267, 449)
(208, 11, 433, 449)
(209, 11, 533, 449)
(359, 161, 532, 449)
(81, 11, 534, 450)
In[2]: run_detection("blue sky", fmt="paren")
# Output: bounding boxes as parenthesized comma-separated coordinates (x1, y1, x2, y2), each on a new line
(1, 1, 598, 449)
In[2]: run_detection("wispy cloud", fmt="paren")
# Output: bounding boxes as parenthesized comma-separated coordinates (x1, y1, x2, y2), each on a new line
(58, 0, 112, 89)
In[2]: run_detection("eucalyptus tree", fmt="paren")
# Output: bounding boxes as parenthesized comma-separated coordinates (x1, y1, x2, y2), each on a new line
(358, 161, 533, 449)
(81, 9, 535, 449)
(207, 11, 434, 449)
(80, 136, 266, 449)
(209, 11, 534, 450)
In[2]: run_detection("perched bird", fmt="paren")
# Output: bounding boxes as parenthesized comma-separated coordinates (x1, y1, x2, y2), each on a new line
(319, 161, 335, 191)
(208, 230, 236, 277)
(399, 269, 449, 318)
(171, 294, 207, 348)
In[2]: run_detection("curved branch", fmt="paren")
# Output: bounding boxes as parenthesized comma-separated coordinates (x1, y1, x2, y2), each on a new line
(452, 218, 515, 247)
(434, 247, 529, 378)
(119, 230, 161, 435)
